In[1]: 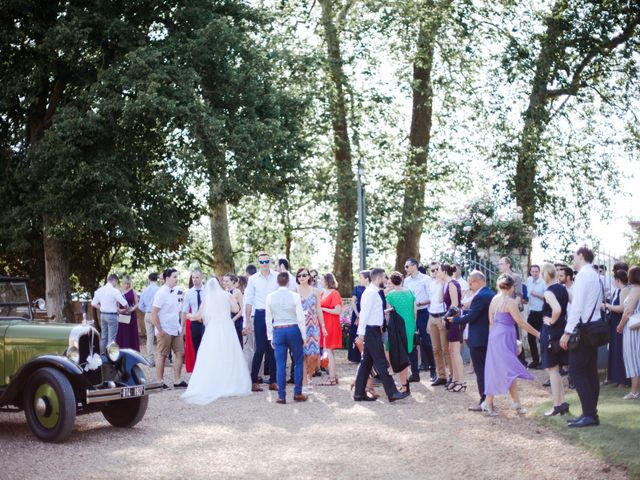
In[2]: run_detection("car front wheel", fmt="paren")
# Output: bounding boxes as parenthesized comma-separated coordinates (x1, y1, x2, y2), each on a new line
(101, 365, 149, 428)
(23, 367, 77, 442)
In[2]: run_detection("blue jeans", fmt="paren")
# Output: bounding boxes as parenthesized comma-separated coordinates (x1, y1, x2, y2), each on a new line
(251, 310, 276, 384)
(273, 326, 304, 399)
(100, 312, 119, 352)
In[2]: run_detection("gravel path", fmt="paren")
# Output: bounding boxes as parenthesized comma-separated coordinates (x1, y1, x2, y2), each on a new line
(0, 350, 627, 479)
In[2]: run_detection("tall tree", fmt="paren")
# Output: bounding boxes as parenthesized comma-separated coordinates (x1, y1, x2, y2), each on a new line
(318, 0, 357, 296)
(393, 0, 452, 270)
(177, 1, 313, 276)
(508, 1, 640, 231)
(0, 1, 198, 319)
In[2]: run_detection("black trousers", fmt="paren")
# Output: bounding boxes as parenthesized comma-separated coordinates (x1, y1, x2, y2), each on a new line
(527, 310, 544, 365)
(190, 321, 205, 356)
(469, 345, 488, 403)
(416, 309, 436, 374)
(354, 326, 398, 399)
(569, 341, 600, 419)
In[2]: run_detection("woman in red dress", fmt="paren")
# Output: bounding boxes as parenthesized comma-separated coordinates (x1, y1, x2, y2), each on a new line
(183, 275, 196, 374)
(319, 273, 343, 386)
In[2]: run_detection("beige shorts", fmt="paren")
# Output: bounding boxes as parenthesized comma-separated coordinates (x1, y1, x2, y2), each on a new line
(156, 333, 184, 357)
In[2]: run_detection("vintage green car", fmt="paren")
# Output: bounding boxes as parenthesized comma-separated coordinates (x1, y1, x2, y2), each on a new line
(0, 276, 162, 442)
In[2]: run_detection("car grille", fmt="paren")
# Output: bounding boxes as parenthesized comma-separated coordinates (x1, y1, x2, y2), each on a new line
(78, 329, 102, 385)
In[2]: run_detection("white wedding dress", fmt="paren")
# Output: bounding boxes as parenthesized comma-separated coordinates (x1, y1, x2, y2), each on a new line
(181, 278, 252, 405)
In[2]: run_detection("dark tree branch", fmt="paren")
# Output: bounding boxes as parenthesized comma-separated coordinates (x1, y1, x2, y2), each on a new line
(546, 16, 640, 99)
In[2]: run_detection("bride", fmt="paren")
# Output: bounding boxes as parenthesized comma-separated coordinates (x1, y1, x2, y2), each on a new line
(181, 277, 252, 405)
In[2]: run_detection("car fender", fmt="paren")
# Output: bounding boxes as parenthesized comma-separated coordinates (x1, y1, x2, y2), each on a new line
(119, 349, 149, 384)
(0, 355, 91, 407)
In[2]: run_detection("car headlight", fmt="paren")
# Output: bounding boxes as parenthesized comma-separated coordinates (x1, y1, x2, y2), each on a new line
(107, 342, 120, 362)
(66, 346, 80, 363)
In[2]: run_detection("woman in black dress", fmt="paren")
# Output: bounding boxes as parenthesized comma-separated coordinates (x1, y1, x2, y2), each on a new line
(540, 263, 570, 416)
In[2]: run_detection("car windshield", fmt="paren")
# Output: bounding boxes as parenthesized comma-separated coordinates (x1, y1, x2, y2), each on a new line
(0, 281, 32, 321)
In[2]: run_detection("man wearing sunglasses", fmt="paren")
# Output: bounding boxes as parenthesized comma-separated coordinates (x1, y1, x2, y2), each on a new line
(403, 258, 436, 382)
(245, 252, 279, 392)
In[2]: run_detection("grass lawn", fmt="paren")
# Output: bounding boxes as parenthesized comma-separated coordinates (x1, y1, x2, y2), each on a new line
(533, 384, 640, 477)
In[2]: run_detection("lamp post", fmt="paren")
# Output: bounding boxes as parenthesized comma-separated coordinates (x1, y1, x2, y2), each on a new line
(357, 160, 366, 271)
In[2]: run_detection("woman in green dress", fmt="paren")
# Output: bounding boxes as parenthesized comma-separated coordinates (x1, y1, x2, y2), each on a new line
(386, 271, 417, 393)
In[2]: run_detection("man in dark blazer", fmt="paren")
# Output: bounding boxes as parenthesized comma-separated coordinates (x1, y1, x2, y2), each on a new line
(447, 271, 494, 411)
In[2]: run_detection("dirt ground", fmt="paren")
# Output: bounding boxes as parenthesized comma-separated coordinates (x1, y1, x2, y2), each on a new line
(0, 350, 627, 480)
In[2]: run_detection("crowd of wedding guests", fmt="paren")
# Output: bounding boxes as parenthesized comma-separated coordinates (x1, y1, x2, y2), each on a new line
(91, 246, 640, 427)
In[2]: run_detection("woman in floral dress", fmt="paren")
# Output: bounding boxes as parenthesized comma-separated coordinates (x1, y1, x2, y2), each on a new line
(295, 267, 327, 390)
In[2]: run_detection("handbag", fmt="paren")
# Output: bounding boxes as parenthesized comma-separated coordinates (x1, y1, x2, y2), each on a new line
(577, 279, 610, 348)
(118, 313, 131, 324)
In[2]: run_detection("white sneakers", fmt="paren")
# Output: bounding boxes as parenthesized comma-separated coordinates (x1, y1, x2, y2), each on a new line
(623, 392, 640, 400)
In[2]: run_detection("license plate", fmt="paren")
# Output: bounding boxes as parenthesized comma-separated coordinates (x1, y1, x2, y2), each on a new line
(120, 385, 145, 398)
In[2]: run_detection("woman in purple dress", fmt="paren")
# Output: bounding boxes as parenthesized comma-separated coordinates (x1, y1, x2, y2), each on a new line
(484, 274, 540, 416)
(116, 275, 141, 351)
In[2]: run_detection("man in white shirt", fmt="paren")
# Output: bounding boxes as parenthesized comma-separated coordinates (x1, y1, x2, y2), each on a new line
(266, 273, 308, 404)
(151, 268, 187, 389)
(244, 252, 279, 392)
(182, 268, 205, 357)
(525, 265, 546, 369)
(91, 273, 129, 353)
(139, 272, 160, 366)
(560, 246, 603, 428)
(598, 265, 613, 302)
(427, 262, 450, 386)
(277, 258, 297, 290)
(353, 268, 409, 403)
(403, 258, 435, 381)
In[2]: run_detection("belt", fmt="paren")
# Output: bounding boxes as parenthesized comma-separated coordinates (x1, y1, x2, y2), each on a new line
(273, 324, 298, 329)
(430, 312, 445, 318)
(101, 312, 118, 315)
(365, 325, 383, 330)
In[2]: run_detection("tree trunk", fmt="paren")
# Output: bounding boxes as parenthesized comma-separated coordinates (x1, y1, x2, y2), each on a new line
(319, 0, 357, 297)
(43, 220, 73, 322)
(209, 197, 235, 277)
(513, 4, 564, 228)
(394, 3, 441, 271)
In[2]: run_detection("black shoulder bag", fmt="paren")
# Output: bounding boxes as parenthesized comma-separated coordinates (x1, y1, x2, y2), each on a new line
(572, 279, 610, 349)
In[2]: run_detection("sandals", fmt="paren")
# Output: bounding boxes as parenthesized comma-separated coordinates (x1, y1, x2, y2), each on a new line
(512, 402, 527, 415)
(448, 382, 467, 392)
(319, 377, 338, 386)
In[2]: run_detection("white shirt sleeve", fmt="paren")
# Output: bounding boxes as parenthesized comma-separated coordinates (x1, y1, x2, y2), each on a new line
(115, 289, 128, 308)
(182, 290, 193, 314)
(565, 273, 585, 334)
(265, 293, 274, 342)
(357, 289, 372, 336)
(294, 292, 306, 341)
(152, 289, 164, 310)
(245, 277, 256, 308)
(91, 289, 100, 307)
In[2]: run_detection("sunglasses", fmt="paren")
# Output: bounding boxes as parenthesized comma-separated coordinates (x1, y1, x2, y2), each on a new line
(430, 269, 437, 273)
(258, 260, 270, 265)
(297, 273, 309, 278)
(404, 265, 411, 269)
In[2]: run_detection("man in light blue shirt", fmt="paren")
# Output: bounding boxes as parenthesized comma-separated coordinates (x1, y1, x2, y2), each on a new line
(526, 265, 546, 369)
(244, 252, 279, 392)
(139, 272, 160, 365)
(182, 268, 205, 357)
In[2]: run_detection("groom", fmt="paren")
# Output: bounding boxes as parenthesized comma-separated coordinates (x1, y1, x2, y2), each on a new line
(354, 268, 409, 403)
(266, 272, 308, 404)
